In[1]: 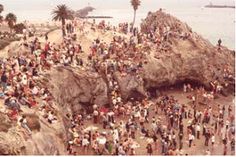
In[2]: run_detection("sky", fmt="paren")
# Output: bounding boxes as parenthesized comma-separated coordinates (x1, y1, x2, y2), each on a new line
(0, 0, 235, 12)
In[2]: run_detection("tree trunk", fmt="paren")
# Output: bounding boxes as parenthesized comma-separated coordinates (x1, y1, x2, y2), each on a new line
(8, 22, 13, 34)
(62, 18, 66, 37)
(131, 10, 136, 31)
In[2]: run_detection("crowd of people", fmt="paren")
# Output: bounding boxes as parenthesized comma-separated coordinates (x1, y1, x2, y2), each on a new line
(0, 16, 234, 156)
(0, 31, 18, 39)
(66, 81, 235, 155)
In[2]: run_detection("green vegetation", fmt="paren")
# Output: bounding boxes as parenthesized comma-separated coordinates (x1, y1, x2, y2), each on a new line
(0, 4, 3, 23)
(5, 13, 17, 33)
(52, 4, 73, 36)
(13, 23, 26, 34)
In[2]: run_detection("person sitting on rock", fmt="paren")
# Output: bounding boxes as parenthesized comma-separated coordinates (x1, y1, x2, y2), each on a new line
(19, 115, 32, 135)
(47, 111, 57, 124)
(1, 71, 8, 92)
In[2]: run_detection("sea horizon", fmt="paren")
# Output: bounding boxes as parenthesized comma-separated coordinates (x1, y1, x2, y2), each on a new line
(0, 0, 235, 49)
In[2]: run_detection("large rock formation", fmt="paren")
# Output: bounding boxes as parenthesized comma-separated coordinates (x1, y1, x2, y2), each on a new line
(44, 66, 109, 113)
(114, 72, 146, 100)
(46, 7, 235, 103)
(140, 10, 235, 93)
(0, 111, 67, 155)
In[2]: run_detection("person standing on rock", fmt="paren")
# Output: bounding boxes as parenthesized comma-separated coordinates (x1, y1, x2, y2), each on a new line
(218, 38, 222, 47)
(1, 71, 8, 92)
(45, 33, 48, 41)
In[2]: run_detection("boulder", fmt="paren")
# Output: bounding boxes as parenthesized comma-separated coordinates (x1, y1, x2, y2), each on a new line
(0, 111, 67, 155)
(0, 113, 12, 132)
(140, 11, 235, 93)
(114, 72, 146, 100)
(45, 66, 109, 114)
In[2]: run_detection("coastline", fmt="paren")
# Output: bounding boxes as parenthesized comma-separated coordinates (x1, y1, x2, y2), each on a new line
(83, 16, 113, 19)
(204, 5, 235, 9)
(0, 7, 234, 155)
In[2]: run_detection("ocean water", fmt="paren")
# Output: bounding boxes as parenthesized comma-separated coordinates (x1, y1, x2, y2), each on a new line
(0, 0, 235, 49)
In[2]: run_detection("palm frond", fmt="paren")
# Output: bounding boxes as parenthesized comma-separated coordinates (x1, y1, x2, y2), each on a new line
(131, 0, 141, 10)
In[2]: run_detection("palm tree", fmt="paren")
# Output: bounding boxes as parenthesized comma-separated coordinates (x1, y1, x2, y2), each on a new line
(0, 4, 3, 24)
(52, 4, 73, 36)
(5, 13, 17, 33)
(130, 0, 141, 30)
(0, 4, 3, 14)
(0, 16, 3, 23)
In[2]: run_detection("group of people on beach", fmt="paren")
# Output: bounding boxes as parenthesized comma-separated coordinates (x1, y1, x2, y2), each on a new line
(0, 12, 235, 156)
(66, 81, 235, 155)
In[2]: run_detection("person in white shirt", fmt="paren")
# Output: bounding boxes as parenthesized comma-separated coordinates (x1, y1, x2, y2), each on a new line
(21, 74, 28, 86)
(19, 115, 32, 135)
(112, 129, 119, 144)
(205, 149, 211, 155)
(196, 124, 201, 139)
(112, 97, 117, 106)
(151, 120, 157, 133)
(118, 144, 125, 155)
(117, 96, 121, 103)
(48, 111, 57, 124)
(82, 137, 89, 153)
(32, 86, 39, 95)
(211, 134, 215, 146)
(93, 110, 99, 124)
(183, 84, 187, 93)
(188, 133, 195, 147)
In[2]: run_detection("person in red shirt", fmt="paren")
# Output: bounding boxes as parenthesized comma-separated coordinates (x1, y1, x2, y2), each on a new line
(8, 108, 18, 121)
(28, 97, 37, 108)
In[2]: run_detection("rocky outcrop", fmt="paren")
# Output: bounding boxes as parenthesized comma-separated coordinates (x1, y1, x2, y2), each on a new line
(140, 10, 235, 93)
(0, 112, 67, 155)
(44, 66, 109, 113)
(114, 72, 146, 100)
